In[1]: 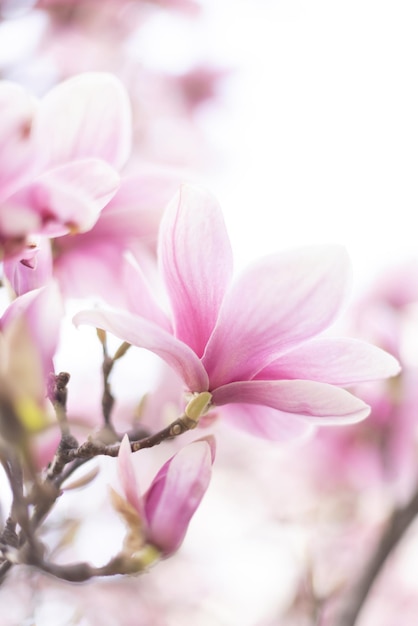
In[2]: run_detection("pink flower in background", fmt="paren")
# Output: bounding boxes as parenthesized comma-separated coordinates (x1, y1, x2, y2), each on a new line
(0, 72, 130, 259)
(75, 185, 400, 441)
(4, 164, 185, 304)
(300, 259, 418, 492)
(117, 435, 215, 556)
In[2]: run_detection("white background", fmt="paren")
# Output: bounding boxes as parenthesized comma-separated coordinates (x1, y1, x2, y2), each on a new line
(173, 0, 418, 292)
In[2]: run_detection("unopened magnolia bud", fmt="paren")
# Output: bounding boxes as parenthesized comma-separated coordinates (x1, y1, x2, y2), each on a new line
(185, 391, 212, 421)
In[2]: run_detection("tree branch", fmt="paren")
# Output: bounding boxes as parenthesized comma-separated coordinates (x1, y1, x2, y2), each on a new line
(334, 481, 418, 626)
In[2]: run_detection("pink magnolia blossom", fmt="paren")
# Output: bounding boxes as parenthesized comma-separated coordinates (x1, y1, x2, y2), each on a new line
(74, 185, 400, 441)
(0, 72, 130, 259)
(4, 164, 184, 303)
(117, 434, 215, 556)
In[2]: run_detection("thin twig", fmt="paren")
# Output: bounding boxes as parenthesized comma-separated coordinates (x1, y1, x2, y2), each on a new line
(47, 372, 72, 436)
(59, 412, 199, 464)
(334, 481, 418, 626)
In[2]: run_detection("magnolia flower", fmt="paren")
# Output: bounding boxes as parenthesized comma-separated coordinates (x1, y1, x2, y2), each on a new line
(4, 165, 184, 303)
(0, 72, 130, 258)
(115, 435, 214, 556)
(75, 185, 400, 441)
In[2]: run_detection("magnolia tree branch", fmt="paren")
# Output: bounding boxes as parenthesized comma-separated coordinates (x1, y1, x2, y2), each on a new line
(57, 412, 200, 464)
(334, 480, 418, 626)
(97, 332, 131, 429)
(47, 371, 72, 436)
(0, 380, 211, 586)
(23, 550, 155, 583)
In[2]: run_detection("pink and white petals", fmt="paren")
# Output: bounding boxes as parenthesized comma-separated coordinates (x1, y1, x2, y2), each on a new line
(144, 438, 214, 555)
(33, 73, 132, 170)
(118, 435, 145, 519)
(73, 307, 209, 392)
(159, 184, 233, 357)
(97, 166, 185, 244)
(212, 379, 371, 425)
(0, 282, 64, 404)
(2, 159, 120, 239)
(218, 403, 314, 442)
(256, 337, 401, 386)
(203, 246, 352, 388)
(33, 159, 120, 235)
(3, 237, 53, 297)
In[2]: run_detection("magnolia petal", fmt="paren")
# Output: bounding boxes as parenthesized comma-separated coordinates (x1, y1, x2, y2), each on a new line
(6, 159, 120, 237)
(73, 308, 209, 392)
(120, 255, 172, 329)
(1, 282, 64, 400)
(3, 236, 53, 296)
(54, 241, 128, 303)
(95, 167, 184, 244)
(212, 379, 370, 424)
(256, 337, 401, 385)
(118, 435, 144, 518)
(144, 440, 213, 555)
(203, 245, 352, 388)
(0, 81, 38, 198)
(218, 403, 314, 441)
(34, 72, 132, 169)
(1, 281, 63, 366)
(53, 240, 168, 316)
(159, 184, 233, 357)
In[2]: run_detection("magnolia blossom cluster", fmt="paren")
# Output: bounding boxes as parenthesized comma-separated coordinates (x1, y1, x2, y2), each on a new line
(0, 3, 413, 626)
(0, 63, 400, 593)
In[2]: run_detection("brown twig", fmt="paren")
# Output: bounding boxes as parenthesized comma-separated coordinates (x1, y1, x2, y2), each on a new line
(47, 372, 72, 436)
(334, 481, 418, 626)
(58, 412, 199, 464)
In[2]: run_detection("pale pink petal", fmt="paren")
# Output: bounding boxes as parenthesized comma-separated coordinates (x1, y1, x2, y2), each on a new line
(73, 308, 209, 391)
(1, 281, 64, 382)
(120, 255, 172, 329)
(219, 403, 314, 441)
(211, 379, 370, 424)
(95, 166, 184, 245)
(159, 184, 233, 357)
(57, 246, 171, 322)
(54, 241, 122, 302)
(256, 337, 401, 385)
(3, 236, 53, 296)
(0, 81, 38, 198)
(203, 246, 352, 388)
(5, 159, 120, 237)
(144, 440, 213, 554)
(33, 73, 132, 169)
(118, 434, 144, 518)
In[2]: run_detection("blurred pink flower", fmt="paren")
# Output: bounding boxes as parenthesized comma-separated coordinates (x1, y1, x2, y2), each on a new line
(117, 434, 215, 556)
(4, 164, 184, 304)
(299, 259, 418, 492)
(0, 72, 130, 259)
(75, 185, 400, 441)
